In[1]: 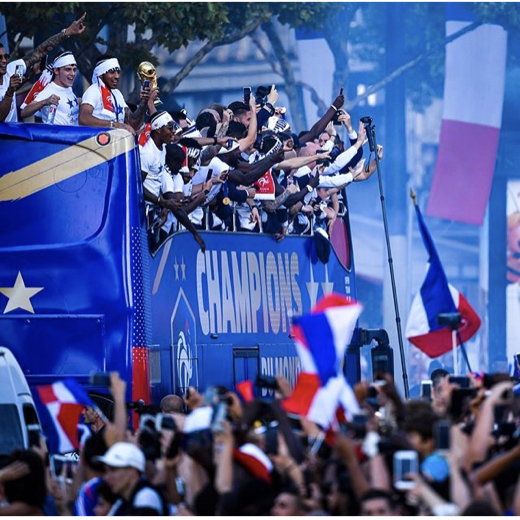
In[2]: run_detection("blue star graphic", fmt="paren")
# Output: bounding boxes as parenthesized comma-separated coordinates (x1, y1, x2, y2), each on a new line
(67, 99, 75, 109)
(115, 104, 124, 119)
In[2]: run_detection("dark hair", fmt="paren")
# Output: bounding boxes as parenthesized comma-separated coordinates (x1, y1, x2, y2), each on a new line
(3, 450, 46, 508)
(228, 101, 249, 113)
(403, 399, 439, 440)
(360, 488, 395, 507)
(165, 144, 186, 165)
(431, 368, 450, 388)
(195, 112, 217, 137)
(95, 54, 117, 65)
(227, 121, 247, 140)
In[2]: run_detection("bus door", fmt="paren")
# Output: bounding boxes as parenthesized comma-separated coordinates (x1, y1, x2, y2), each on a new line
(233, 348, 259, 390)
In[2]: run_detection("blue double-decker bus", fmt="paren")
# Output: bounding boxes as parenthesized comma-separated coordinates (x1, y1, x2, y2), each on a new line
(0, 123, 358, 405)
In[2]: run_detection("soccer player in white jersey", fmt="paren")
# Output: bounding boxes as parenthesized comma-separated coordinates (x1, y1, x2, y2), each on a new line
(20, 52, 80, 125)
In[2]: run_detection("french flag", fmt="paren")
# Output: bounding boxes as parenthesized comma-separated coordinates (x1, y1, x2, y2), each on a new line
(405, 202, 481, 358)
(20, 65, 53, 110)
(426, 5, 507, 225)
(283, 294, 362, 428)
(33, 378, 94, 454)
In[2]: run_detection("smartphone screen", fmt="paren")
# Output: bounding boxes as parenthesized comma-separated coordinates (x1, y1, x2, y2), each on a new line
(421, 380, 432, 400)
(243, 86, 252, 104)
(393, 450, 418, 490)
(433, 419, 451, 451)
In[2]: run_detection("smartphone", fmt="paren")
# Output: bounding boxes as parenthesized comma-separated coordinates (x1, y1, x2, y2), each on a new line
(15, 64, 24, 79)
(90, 371, 111, 386)
(243, 86, 252, 104)
(226, 139, 234, 149)
(339, 87, 344, 96)
(210, 401, 227, 434)
(205, 168, 214, 183)
(255, 373, 279, 390)
(433, 419, 451, 452)
(156, 413, 177, 431)
(51, 454, 76, 480)
(139, 413, 157, 432)
(420, 380, 432, 400)
(393, 450, 418, 490)
(449, 376, 470, 388)
(142, 79, 150, 89)
(264, 421, 279, 455)
(27, 424, 41, 448)
(351, 412, 368, 439)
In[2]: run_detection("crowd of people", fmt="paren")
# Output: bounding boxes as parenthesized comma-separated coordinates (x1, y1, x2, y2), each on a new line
(2, 368, 520, 516)
(0, 12, 383, 255)
(5, 12, 520, 518)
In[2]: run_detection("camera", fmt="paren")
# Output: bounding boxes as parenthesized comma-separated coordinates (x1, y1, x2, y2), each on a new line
(254, 85, 272, 105)
(437, 312, 461, 328)
(255, 373, 279, 391)
(360, 116, 373, 126)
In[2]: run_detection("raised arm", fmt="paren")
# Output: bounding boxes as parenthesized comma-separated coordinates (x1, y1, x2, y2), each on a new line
(238, 92, 258, 151)
(299, 91, 344, 144)
(23, 13, 86, 76)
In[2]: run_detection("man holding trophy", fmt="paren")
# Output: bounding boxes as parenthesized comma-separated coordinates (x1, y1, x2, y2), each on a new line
(79, 54, 158, 134)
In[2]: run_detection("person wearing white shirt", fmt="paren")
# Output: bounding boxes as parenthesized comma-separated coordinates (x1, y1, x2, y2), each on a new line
(0, 13, 86, 123)
(79, 54, 150, 135)
(20, 52, 80, 125)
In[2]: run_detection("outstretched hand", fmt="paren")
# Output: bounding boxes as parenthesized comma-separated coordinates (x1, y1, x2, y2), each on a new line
(65, 12, 87, 36)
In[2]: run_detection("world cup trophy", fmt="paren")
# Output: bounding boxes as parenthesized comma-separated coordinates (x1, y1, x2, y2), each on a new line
(137, 61, 162, 106)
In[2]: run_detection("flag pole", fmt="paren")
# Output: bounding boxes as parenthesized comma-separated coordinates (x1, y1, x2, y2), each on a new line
(363, 118, 409, 399)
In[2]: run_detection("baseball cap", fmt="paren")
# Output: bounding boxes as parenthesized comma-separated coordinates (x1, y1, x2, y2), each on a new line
(93, 442, 145, 472)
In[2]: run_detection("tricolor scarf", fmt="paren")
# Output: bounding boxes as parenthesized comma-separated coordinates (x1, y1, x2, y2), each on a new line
(21, 65, 53, 108)
(98, 78, 117, 120)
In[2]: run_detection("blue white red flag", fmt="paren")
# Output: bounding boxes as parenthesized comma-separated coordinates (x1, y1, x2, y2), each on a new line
(20, 65, 53, 110)
(426, 5, 507, 225)
(283, 294, 362, 428)
(405, 202, 481, 358)
(33, 378, 94, 454)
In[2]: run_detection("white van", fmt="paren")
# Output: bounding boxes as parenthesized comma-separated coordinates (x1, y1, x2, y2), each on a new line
(0, 346, 42, 459)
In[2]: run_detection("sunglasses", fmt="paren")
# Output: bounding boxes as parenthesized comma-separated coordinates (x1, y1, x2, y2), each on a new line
(0, 53, 11, 61)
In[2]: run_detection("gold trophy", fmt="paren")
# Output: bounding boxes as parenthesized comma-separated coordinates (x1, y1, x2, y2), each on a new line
(137, 61, 162, 106)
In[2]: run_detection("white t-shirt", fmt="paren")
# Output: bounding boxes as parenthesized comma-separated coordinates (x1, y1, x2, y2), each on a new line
(192, 156, 229, 203)
(0, 59, 26, 122)
(81, 83, 127, 123)
(35, 81, 79, 125)
(140, 139, 167, 198)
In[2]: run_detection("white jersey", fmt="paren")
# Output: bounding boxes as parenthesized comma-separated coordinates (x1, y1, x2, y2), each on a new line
(36, 81, 79, 125)
(139, 138, 167, 199)
(0, 59, 26, 122)
(192, 156, 229, 203)
(81, 83, 127, 123)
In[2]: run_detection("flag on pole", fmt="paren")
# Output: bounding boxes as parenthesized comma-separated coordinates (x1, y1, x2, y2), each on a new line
(33, 378, 95, 454)
(406, 198, 481, 358)
(282, 294, 362, 428)
(426, 5, 507, 225)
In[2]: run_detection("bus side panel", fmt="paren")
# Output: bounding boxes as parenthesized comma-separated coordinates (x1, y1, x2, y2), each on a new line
(148, 228, 356, 398)
(0, 124, 143, 397)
